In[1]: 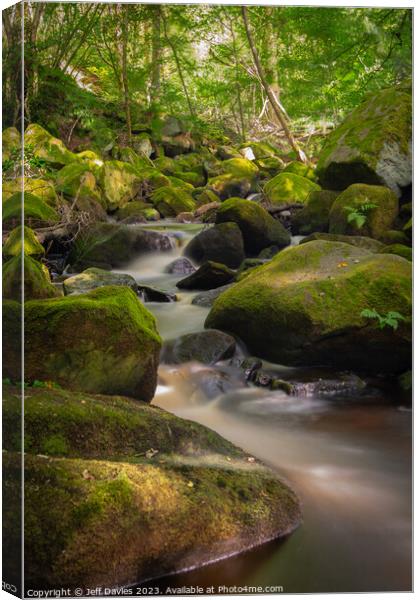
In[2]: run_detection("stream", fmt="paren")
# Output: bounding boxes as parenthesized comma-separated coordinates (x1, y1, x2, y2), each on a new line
(117, 222, 412, 593)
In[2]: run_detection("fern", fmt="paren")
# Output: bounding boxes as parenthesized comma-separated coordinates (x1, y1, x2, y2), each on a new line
(345, 202, 378, 230)
(360, 308, 406, 331)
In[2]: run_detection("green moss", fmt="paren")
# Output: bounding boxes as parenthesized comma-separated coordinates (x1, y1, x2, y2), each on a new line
(24, 123, 76, 166)
(141, 207, 160, 221)
(172, 171, 205, 187)
(300, 232, 385, 252)
(206, 240, 412, 372)
(379, 244, 412, 261)
(3, 226, 45, 258)
(2, 126, 20, 160)
(221, 158, 259, 179)
(3, 255, 60, 301)
(215, 197, 290, 253)
(153, 156, 178, 174)
(3, 192, 59, 225)
(112, 146, 154, 172)
(167, 175, 194, 190)
(115, 200, 151, 220)
(99, 160, 143, 210)
(254, 156, 284, 176)
(194, 187, 219, 207)
(291, 190, 338, 234)
(63, 267, 138, 296)
(151, 186, 195, 217)
(283, 161, 317, 181)
(329, 184, 398, 239)
(19, 286, 161, 401)
(55, 163, 103, 205)
(264, 173, 320, 205)
(3, 177, 58, 206)
(240, 141, 281, 159)
(208, 173, 253, 200)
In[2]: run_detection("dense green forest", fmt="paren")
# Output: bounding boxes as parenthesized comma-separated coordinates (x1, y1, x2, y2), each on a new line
(2, 2, 412, 596)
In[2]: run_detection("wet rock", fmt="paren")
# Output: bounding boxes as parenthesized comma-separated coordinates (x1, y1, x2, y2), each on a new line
(190, 368, 244, 399)
(291, 374, 366, 398)
(300, 232, 385, 252)
(291, 190, 338, 235)
(161, 329, 236, 365)
(183, 222, 245, 268)
(63, 268, 138, 296)
(176, 211, 195, 223)
(191, 284, 234, 307)
(165, 257, 196, 276)
(138, 284, 177, 303)
(176, 261, 235, 291)
(236, 258, 268, 280)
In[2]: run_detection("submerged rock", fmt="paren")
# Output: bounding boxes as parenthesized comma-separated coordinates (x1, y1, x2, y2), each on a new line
(215, 197, 290, 254)
(177, 261, 235, 290)
(183, 222, 245, 268)
(3, 384, 301, 590)
(5, 286, 161, 401)
(206, 241, 411, 373)
(162, 329, 236, 365)
(316, 86, 412, 196)
(63, 267, 138, 296)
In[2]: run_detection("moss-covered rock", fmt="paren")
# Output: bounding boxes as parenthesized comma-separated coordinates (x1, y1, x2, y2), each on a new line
(193, 187, 220, 207)
(291, 190, 338, 235)
(3, 226, 45, 259)
(112, 146, 154, 171)
(254, 156, 285, 177)
(264, 173, 321, 205)
(173, 170, 205, 187)
(55, 163, 104, 206)
(184, 222, 245, 268)
(150, 186, 196, 217)
(380, 229, 411, 246)
(240, 141, 281, 159)
(206, 240, 411, 373)
(3, 255, 60, 301)
(215, 198, 290, 254)
(9, 286, 161, 400)
(70, 223, 175, 269)
(162, 329, 236, 365)
(300, 232, 385, 252)
(177, 261, 235, 290)
(316, 87, 412, 196)
(2, 126, 20, 160)
(329, 184, 398, 239)
(115, 200, 151, 221)
(63, 268, 138, 296)
(167, 176, 194, 191)
(283, 161, 317, 182)
(3, 177, 58, 206)
(99, 160, 143, 211)
(208, 173, 254, 200)
(3, 384, 300, 590)
(379, 244, 412, 261)
(24, 123, 76, 166)
(153, 156, 178, 174)
(3, 192, 60, 226)
(221, 158, 259, 179)
(132, 133, 153, 157)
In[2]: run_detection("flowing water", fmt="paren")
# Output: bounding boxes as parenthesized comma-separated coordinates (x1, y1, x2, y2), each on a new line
(120, 222, 412, 594)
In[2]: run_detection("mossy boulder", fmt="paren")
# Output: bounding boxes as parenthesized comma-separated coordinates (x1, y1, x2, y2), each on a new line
(9, 286, 161, 400)
(316, 87, 412, 196)
(215, 198, 290, 254)
(132, 133, 153, 157)
(379, 244, 412, 261)
(3, 255, 60, 301)
(208, 173, 254, 200)
(283, 161, 317, 182)
(264, 173, 321, 205)
(153, 156, 178, 175)
(167, 175, 194, 191)
(3, 177, 58, 206)
(151, 186, 196, 217)
(176, 261, 235, 290)
(3, 192, 60, 226)
(193, 187, 219, 207)
(115, 200, 151, 221)
(184, 222, 245, 268)
(70, 223, 175, 270)
(300, 232, 385, 252)
(221, 158, 259, 179)
(3, 384, 300, 589)
(3, 226, 45, 259)
(291, 190, 339, 235)
(380, 229, 411, 246)
(112, 145, 154, 171)
(329, 184, 398, 239)
(255, 156, 285, 177)
(206, 241, 411, 373)
(55, 163, 103, 206)
(173, 171, 205, 187)
(24, 123, 76, 166)
(63, 268, 138, 296)
(2, 126, 20, 160)
(240, 141, 281, 159)
(99, 160, 144, 210)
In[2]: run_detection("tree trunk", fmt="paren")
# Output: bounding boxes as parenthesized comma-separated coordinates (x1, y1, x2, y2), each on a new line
(227, 15, 246, 142)
(150, 5, 161, 107)
(241, 6, 306, 162)
(120, 5, 132, 144)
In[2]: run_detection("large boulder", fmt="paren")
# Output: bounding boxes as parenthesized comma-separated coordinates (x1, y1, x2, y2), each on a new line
(3, 384, 300, 590)
(215, 198, 290, 254)
(291, 190, 338, 235)
(183, 222, 245, 268)
(55, 163, 103, 205)
(3, 256, 59, 301)
(206, 241, 411, 373)
(176, 261, 235, 290)
(5, 286, 161, 401)
(3, 226, 45, 259)
(161, 329, 236, 364)
(99, 160, 143, 211)
(24, 123, 75, 166)
(329, 184, 398, 240)
(316, 87, 412, 196)
(3, 192, 59, 226)
(63, 268, 138, 296)
(283, 161, 317, 182)
(264, 173, 320, 205)
(3, 177, 58, 206)
(150, 186, 195, 217)
(300, 232, 385, 252)
(70, 223, 175, 269)
(207, 174, 254, 200)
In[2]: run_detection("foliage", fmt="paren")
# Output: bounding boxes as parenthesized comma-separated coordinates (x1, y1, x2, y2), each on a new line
(345, 202, 378, 229)
(360, 308, 406, 330)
